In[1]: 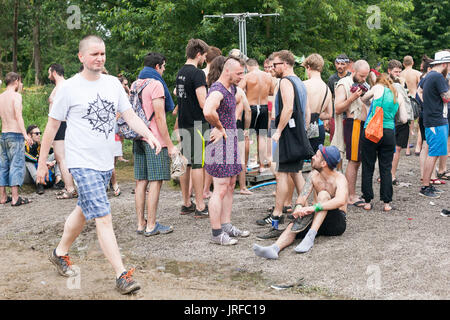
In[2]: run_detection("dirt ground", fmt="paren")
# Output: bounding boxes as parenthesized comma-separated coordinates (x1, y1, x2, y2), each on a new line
(0, 142, 449, 300)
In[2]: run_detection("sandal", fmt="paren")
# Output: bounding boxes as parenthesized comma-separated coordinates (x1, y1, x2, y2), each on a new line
(437, 171, 450, 181)
(363, 203, 372, 211)
(11, 197, 31, 207)
(383, 204, 396, 212)
(352, 200, 366, 208)
(56, 190, 78, 200)
(431, 179, 446, 185)
(1, 196, 12, 205)
(392, 179, 399, 186)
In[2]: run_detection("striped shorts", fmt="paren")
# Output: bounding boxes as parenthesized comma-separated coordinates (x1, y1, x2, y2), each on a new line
(70, 168, 113, 221)
(344, 118, 365, 162)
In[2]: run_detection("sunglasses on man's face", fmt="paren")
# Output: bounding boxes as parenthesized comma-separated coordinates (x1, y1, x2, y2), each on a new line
(272, 62, 285, 68)
(32, 132, 41, 136)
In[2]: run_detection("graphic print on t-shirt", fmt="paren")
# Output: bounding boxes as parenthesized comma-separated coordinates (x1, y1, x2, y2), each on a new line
(82, 93, 116, 139)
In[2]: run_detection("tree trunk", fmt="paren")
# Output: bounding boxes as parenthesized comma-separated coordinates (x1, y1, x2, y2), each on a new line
(33, 11, 41, 85)
(13, 0, 19, 73)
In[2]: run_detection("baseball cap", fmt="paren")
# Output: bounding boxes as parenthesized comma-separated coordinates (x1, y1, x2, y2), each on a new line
(318, 145, 341, 169)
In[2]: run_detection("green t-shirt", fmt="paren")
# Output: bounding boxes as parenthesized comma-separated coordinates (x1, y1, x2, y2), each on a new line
(365, 87, 399, 130)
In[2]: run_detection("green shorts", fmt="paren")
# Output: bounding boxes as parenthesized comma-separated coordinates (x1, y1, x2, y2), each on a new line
(133, 140, 170, 181)
(179, 122, 210, 170)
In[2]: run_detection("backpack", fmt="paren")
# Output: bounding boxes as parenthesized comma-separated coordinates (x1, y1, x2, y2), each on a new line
(117, 79, 155, 140)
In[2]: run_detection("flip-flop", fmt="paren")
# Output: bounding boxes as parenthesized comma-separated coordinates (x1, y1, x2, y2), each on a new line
(363, 203, 372, 211)
(1, 196, 12, 204)
(352, 200, 366, 208)
(11, 197, 31, 207)
(392, 179, 399, 186)
(431, 179, 445, 185)
(382, 205, 396, 212)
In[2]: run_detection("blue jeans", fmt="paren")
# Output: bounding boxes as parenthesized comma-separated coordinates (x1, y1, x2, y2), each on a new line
(0, 133, 25, 187)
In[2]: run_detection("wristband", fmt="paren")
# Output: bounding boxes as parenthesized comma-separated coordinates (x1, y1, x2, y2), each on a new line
(294, 203, 303, 211)
(313, 203, 323, 212)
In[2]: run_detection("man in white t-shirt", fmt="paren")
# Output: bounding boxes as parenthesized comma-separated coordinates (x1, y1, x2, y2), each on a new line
(36, 35, 161, 295)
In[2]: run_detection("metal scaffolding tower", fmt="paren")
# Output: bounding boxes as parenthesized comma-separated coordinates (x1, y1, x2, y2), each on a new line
(203, 12, 280, 58)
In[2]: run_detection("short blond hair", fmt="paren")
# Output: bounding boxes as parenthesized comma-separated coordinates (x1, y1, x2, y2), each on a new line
(79, 35, 104, 53)
(403, 55, 414, 67)
(303, 53, 324, 72)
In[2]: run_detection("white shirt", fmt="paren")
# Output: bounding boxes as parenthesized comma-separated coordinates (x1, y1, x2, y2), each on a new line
(49, 73, 131, 171)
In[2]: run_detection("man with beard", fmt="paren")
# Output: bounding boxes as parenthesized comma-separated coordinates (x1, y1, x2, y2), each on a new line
(253, 145, 347, 258)
(328, 54, 351, 168)
(203, 56, 250, 245)
(176, 38, 210, 218)
(388, 59, 412, 184)
(333, 60, 370, 207)
(419, 51, 450, 198)
(48, 64, 77, 198)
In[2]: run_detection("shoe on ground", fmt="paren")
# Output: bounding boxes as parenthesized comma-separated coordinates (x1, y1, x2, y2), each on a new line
(226, 225, 250, 238)
(36, 184, 45, 195)
(116, 268, 141, 295)
(211, 232, 238, 245)
(194, 205, 209, 218)
(181, 203, 196, 215)
(144, 222, 173, 237)
(49, 249, 77, 277)
(430, 185, 444, 194)
(53, 180, 65, 190)
(419, 186, 440, 199)
(256, 214, 284, 226)
(256, 227, 284, 240)
(441, 209, 450, 217)
(291, 214, 314, 233)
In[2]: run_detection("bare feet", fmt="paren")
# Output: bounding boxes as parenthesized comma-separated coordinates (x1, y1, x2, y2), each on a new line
(239, 189, 253, 195)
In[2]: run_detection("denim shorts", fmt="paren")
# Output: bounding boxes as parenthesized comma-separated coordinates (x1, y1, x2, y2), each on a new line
(0, 133, 25, 187)
(70, 168, 113, 221)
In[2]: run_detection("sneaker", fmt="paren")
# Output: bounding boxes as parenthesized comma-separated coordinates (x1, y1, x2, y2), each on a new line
(116, 268, 141, 295)
(419, 186, 440, 199)
(256, 214, 284, 226)
(53, 180, 65, 190)
(430, 185, 444, 194)
(194, 205, 209, 218)
(144, 222, 173, 237)
(226, 225, 250, 238)
(181, 203, 196, 215)
(441, 209, 450, 217)
(291, 214, 314, 233)
(211, 232, 238, 245)
(256, 227, 284, 240)
(49, 249, 77, 277)
(36, 184, 45, 195)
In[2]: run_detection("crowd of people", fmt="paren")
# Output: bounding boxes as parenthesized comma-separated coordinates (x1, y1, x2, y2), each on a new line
(0, 34, 449, 295)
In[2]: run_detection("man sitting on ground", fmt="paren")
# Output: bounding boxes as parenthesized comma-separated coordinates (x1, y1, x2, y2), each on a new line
(253, 145, 348, 259)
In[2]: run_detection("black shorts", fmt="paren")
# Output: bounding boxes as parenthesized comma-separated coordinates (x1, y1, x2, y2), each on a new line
(250, 105, 269, 133)
(419, 116, 426, 142)
(295, 209, 347, 239)
(54, 121, 67, 141)
(395, 122, 410, 148)
(276, 160, 304, 173)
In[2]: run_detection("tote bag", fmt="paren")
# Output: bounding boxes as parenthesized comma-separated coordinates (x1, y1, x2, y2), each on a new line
(365, 92, 385, 143)
(275, 77, 314, 164)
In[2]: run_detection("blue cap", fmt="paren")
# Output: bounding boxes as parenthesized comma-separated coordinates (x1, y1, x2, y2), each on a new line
(318, 145, 341, 169)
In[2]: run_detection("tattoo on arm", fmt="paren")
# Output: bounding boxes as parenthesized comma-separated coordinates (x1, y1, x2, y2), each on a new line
(441, 89, 450, 103)
(300, 173, 314, 198)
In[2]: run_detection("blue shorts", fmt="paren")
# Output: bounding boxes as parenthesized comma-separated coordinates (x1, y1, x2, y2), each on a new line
(70, 168, 113, 221)
(425, 124, 449, 157)
(0, 133, 25, 187)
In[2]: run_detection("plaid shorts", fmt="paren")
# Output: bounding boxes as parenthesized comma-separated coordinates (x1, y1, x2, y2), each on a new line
(133, 140, 170, 181)
(70, 168, 113, 221)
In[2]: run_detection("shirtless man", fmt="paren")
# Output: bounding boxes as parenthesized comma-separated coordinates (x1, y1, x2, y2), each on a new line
(235, 86, 252, 195)
(401, 56, 422, 98)
(253, 145, 347, 258)
(48, 64, 77, 199)
(334, 60, 370, 207)
(302, 54, 333, 152)
(0, 72, 33, 206)
(239, 59, 275, 172)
